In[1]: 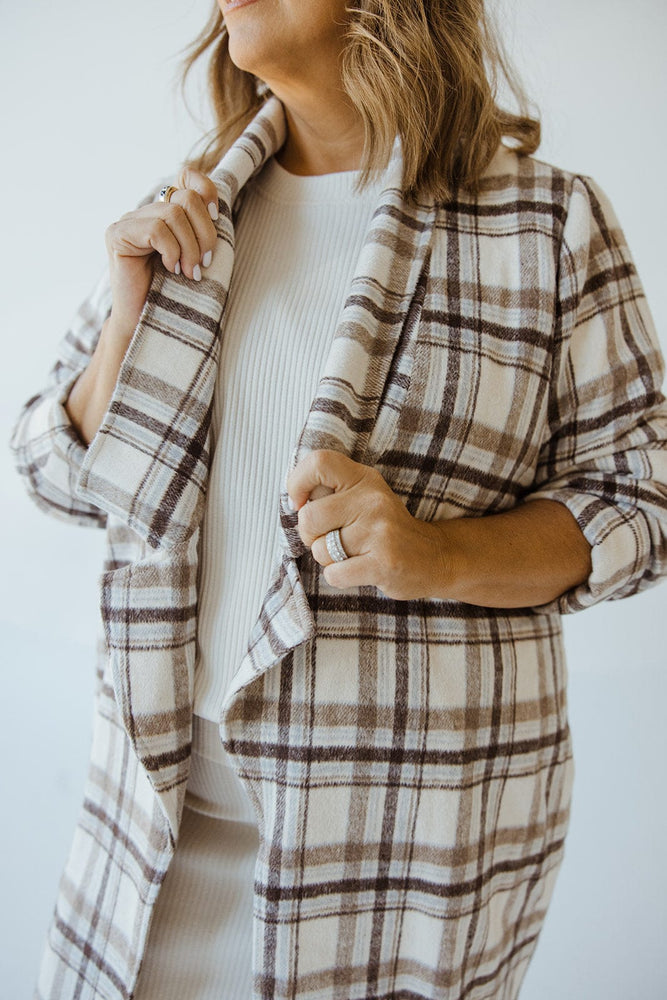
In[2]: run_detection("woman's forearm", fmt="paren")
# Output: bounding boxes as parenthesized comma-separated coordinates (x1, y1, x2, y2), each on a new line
(431, 498, 592, 608)
(289, 451, 593, 606)
(64, 316, 135, 445)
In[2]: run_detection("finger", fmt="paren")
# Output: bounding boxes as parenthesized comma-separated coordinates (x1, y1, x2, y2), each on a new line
(309, 485, 334, 501)
(106, 213, 182, 275)
(151, 202, 207, 280)
(298, 490, 358, 547)
(108, 202, 210, 279)
(322, 553, 376, 591)
(178, 165, 220, 222)
(167, 189, 217, 276)
(311, 526, 356, 566)
(287, 449, 365, 510)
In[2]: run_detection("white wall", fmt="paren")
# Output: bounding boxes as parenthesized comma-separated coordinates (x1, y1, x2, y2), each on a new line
(1, 1, 665, 996)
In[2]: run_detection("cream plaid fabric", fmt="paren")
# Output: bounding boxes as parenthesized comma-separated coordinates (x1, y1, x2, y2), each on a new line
(12, 96, 667, 999)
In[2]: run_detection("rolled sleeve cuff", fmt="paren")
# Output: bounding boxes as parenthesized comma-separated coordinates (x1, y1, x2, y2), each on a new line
(526, 489, 651, 614)
(12, 371, 106, 526)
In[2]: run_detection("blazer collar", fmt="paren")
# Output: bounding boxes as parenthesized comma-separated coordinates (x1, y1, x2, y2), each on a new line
(216, 105, 439, 706)
(75, 98, 287, 546)
(76, 96, 436, 561)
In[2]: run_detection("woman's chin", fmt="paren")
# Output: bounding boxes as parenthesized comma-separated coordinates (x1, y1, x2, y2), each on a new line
(226, 36, 272, 79)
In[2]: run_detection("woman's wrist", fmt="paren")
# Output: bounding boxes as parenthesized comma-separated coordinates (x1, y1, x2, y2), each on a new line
(424, 518, 465, 601)
(65, 316, 135, 445)
(422, 500, 592, 608)
(103, 311, 139, 349)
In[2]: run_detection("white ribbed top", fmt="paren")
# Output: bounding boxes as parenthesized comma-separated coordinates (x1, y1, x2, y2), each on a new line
(194, 156, 385, 721)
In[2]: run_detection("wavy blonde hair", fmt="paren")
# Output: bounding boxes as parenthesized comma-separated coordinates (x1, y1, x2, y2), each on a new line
(182, 1, 539, 200)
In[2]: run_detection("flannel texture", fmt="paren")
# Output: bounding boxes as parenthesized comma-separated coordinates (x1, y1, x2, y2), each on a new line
(11, 96, 667, 1000)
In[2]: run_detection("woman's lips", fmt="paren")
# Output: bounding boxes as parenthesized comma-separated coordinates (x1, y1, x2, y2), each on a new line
(223, 0, 260, 12)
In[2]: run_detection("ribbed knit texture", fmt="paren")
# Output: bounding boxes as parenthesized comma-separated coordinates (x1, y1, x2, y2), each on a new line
(185, 716, 257, 824)
(132, 806, 259, 1000)
(194, 156, 386, 722)
(134, 717, 260, 999)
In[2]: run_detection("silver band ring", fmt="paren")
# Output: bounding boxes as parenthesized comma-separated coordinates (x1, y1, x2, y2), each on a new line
(159, 184, 178, 203)
(325, 528, 348, 563)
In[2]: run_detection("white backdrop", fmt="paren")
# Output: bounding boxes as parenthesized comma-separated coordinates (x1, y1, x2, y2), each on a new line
(1, 1, 666, 997)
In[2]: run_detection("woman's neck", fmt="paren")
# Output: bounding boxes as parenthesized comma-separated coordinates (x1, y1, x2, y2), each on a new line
(271, 85, 365, 176)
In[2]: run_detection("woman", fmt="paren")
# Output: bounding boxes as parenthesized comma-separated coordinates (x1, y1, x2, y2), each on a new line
(11, 1, 667, 998)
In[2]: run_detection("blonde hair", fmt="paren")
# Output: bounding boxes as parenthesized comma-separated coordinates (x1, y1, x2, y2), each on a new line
(181, 1, 540, 200)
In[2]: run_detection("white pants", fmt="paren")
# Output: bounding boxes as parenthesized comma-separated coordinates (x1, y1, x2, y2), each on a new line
(133, 717, 259, 1000)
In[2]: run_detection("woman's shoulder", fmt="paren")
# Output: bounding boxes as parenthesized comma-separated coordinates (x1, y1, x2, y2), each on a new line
(479, 143, 583, 191)
(442, 144, 607, 245)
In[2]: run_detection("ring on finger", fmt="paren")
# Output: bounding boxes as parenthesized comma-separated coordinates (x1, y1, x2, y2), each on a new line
(159, 184, 178, 204)
(325, 528, 348, 563)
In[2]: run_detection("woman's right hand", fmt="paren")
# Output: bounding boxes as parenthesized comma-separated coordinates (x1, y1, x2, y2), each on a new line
(104, 166, 220, 338)
(65, 168, 220, 445)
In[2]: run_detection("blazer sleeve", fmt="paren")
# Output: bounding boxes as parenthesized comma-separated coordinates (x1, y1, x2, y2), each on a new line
(9, 181, 170, 529)
(9, 267, 112, 528)
(527, 175, 667, 612)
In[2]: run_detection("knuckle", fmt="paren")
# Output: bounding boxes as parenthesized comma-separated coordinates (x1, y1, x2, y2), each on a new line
(311, 538, 326, 566)
(366, 466, 384, 488)
(178, 165, 213, 200)
(383, 542, 400, 574)
(313, 448, 333, 475)
(297, 503, 314, 538)
(179, 188, 200, 210)
(177, 165, 193, 188)
(383, 517, 400, 545)
(161, 242, 178, 264)
(366, 492, 386, 519)
(150, 218, 169, 241)
(373, 518, 398, 562)
(382, 537, 403, 578)
(107, 216, 126, 235)
(105, 218, 130, 249)
(164, 203, 185, 225)
(179, 164, 201, 181)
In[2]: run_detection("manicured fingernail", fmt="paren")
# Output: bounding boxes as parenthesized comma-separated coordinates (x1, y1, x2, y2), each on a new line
(286, 495, 296, 511)
(193, 264, 201, 281)
(208, 201, 219, 221)
(202, 250, 212, 268)
(174, 260, 181, 275)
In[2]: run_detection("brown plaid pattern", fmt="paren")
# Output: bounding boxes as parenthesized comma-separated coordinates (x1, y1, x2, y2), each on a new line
(11, 96, 667, 999)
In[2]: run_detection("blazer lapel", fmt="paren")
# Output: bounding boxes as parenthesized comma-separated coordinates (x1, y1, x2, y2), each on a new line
(221, 142, 438, 715)
(75, 97, 287, 549)
(73, 99, 287, 833)
(69, 90, 437, 796)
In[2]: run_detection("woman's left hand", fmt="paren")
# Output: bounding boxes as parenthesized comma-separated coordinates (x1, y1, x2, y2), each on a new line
(287, 450, 446, 600)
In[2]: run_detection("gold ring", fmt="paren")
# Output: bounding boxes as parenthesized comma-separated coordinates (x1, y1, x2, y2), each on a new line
(158, 185, 178, 204)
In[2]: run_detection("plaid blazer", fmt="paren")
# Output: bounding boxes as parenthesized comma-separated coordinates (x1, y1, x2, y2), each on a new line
(12, 96, 667, 1000)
